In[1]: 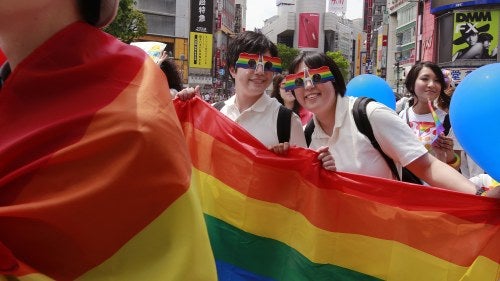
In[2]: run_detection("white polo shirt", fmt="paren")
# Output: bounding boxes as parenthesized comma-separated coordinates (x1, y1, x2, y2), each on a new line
(218, 94, 307, 148)
(309, 96, 427, 180)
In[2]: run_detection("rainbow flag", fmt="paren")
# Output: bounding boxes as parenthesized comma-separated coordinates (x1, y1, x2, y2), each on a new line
(174, 97, 500, 281)
(236, 52, 260, 69)
(309, 65, 335, 82)
(235, 53, 282, 73)
(0, 48, 6, 66)
(284, 66, 334, 91)
(0, 23, 216, 281)
(263, 55, 283, 73)
(284, 72, 303, 91)
(428, 100, 445, 142)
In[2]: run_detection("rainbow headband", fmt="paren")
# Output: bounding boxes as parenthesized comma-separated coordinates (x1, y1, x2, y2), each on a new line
(284, 66, 334, 91)
(235, 53, 282, 73)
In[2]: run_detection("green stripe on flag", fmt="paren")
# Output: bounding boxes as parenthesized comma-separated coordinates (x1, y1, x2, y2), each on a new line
(205, 215, 382, 281)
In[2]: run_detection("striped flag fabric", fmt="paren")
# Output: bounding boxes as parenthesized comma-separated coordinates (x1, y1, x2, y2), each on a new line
(0, 22, 216, 281)
(174, 97, 500, 281)
(0, 49, 6, 66)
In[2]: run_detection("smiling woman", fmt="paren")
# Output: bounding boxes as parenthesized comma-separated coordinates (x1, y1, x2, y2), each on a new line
(399, 61, 459, 170)
(286, 52, 482, 196)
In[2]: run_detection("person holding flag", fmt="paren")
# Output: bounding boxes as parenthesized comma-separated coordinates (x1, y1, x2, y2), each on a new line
(0, 0, 216, 280)
(399, 62, 459, 171)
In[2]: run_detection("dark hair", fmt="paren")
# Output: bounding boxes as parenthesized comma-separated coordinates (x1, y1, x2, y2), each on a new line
(404, 61, 450, 109)
(270, 74, 300, 114)
(160, 59, 183, 91)
(478, 33, 493, 42)
(288, 52, 347, 97)
(225, 31, 278, 78)
(77, 0, 101, 26)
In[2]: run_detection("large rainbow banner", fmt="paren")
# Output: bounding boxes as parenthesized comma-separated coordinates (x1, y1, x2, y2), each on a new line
(174, 97, 500, 281)
(0, 23, 216, 281)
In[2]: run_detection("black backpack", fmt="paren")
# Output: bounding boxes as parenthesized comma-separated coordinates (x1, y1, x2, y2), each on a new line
(213, 101, 292, 143)
(304, 97, 451, 184)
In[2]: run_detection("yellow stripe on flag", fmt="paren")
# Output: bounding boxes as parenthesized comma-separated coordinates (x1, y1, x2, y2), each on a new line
(193, 168, 499, 281)
(75, 186, 216, 281)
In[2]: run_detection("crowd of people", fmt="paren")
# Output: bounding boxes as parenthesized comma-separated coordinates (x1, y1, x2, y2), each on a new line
(0, 0, 498, 279)
(176, 31, 498, 197)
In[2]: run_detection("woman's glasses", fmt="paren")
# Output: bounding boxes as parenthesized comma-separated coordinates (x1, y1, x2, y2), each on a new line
(284, 66, 334, 91)
(235, 53, 282, 73)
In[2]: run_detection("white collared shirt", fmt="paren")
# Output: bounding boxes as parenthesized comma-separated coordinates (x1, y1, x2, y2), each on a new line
(309, 96, 427, 180)
(218, 94, 307, 148)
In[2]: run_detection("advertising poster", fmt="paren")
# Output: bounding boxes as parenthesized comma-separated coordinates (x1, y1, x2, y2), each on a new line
(189, 0, 213, 69)
(327, 0, 346, 16)
(189, 32, 214, 69)
(298, 13, 320, 49)
(451, 10, 499, 61)
(431, 0, 500, 13)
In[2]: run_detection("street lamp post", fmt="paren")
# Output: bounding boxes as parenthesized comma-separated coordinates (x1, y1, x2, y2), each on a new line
(394, 45, 402, 97)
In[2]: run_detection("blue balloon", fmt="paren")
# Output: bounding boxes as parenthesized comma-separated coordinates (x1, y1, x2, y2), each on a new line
(450, 63, 500, 181)
(346, 74, 396, 110)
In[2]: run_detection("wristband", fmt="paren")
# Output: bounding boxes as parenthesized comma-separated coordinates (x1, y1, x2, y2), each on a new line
(447, 152, 460, 169)
(475, 186, 490, 196)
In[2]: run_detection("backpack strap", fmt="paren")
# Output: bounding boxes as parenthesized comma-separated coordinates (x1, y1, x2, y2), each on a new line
(304, 118, 315, 147)
(277, 105, 292, 143)
(213, 101, 225, 111)
(352, 97, 401, 181)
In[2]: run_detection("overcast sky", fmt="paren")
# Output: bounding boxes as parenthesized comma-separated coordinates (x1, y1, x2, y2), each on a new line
(245, 0, 364, 30)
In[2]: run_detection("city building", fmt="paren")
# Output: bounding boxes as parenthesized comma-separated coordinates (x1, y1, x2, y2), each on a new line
(387, 0, 418, 95)
(261, 0, 363, 78)
(365, 0, 387, 77)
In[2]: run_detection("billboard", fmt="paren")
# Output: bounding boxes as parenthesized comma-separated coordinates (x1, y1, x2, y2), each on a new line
(189, 33, 214, 69)
(451, 10, 499, 61)
(298, 13, 320, 49)
(327, 0, 347, 16)
(189, 0, 214, 69)
(431, 0, 500, 14)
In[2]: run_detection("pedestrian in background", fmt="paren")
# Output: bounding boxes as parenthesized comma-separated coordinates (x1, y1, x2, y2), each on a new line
(400, 62, 459, 170)
(271, 74, 313, 126)
(157, 50, 184, 97)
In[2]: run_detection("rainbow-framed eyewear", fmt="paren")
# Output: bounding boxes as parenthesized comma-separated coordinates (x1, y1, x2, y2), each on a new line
(284, 66, 334, 91)
(235, 53, 282, 73)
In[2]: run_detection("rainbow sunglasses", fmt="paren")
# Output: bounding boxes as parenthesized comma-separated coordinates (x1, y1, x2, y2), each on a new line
(284, 66, 335, 91)
(235, 53, 282, 73)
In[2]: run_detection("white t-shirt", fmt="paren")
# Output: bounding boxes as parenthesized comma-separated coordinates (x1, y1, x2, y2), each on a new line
(469, 174, 498, 190)
(218, 94, 307, 148)
(399, 106, 447, 151)
(309, 96, 427, 180)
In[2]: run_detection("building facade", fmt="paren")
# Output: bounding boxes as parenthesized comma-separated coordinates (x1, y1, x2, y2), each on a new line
(430, 0, 500, 83)
(261, 0, 363, 78)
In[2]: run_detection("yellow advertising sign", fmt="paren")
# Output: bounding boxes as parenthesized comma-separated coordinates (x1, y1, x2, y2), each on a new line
(189, 32, 213, 69)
